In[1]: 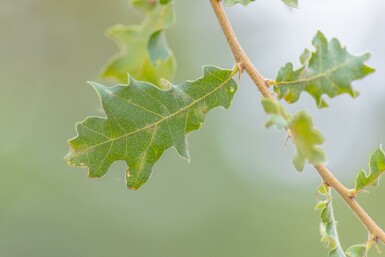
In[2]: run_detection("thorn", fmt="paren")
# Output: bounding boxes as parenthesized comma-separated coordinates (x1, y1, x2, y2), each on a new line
(237, 62, 245, 80)
(264, 79, 270, 88)
(284, 128, 292, 147)
(373, 237, 381, 253)
(285, 135, 290, 147)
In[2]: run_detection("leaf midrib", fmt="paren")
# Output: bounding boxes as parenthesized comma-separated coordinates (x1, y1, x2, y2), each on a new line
(276, 59, 353, 85)
(76, 72, 233, 153)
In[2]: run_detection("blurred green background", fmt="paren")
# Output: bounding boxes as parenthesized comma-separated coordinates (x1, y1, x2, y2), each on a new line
(1, 0, 385, 256)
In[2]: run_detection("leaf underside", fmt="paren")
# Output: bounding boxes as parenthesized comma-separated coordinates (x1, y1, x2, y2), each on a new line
(261, 99, 326, 171)
(274, 31, 375, 108)
(316, 185, 347, 257)
(102, 0, 176, 87)
(345, 245, 367, 257)
(354, 146, 385, 192)
(66, 66, 237, 190)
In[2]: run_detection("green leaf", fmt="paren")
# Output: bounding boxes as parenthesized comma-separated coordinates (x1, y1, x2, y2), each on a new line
(274, 31, 375, 108)
(223, 0, 255, 6)
(354, 146, 385, 192)
(317, 187, 347, 257)
(281, 0, 298, 8)
(261, 99, 326, 171)
(66, 66, 237, 190)
(346, 245, 367, 257)
(290, 111, 326, 171)
(261, 98, 291, 129)
(102, 0, 176, 87)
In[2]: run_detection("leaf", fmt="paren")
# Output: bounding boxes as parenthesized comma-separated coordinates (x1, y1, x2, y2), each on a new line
(66, 66, 237, 190)
(261, 98, 291, 129)
(223, 0, 255, 6)
(317, 186, 347, 257)
(290, 111, 326, 171)
(274, 31, 375, 108)
(261, 99, 326, 171)
(346, 245, 367, 257)
(354, 146, 385, 192)
(102, 0, 176, 87)
(281, 0, 298, 8)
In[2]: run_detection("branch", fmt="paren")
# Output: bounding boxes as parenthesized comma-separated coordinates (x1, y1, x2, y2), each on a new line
(209, 0, 385, 244)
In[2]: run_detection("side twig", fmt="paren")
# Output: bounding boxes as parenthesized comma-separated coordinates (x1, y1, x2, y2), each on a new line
(209, 0, 385, 244)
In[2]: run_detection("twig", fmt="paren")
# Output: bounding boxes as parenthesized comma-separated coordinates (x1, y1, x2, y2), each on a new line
(209, 0, 385, 244)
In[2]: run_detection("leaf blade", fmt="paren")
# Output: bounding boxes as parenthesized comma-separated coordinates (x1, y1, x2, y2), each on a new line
(261, 99, 326, 171)
(317, 185, 347, 257)
(66, 66, 238, 190)
(102, 0, 176, 87)
(354, 146, 385, 192)
(274, 31, 374, 108)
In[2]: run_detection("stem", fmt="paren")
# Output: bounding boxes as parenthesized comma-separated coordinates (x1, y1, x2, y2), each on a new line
(210, 0, 385, 244)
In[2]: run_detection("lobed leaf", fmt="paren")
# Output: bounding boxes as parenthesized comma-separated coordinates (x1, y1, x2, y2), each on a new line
(354, 146, 385, 192)
(223, 0, 255, 6)
(66, 66, 238, 190)
(290, 111, 326, 171)
(102, 0, 176, 87)
(261, 99, 326, 171)
(274, 31, 375, 108)
(317, 185, 347, 257)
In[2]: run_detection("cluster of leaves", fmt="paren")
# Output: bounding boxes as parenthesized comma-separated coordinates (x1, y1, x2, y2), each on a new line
(316, 184, 369, 257)
(66, 1, 383, 256)
(261, 98, 325, 171)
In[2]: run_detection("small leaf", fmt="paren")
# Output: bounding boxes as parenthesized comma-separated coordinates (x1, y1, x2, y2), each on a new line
(354, 146, 385, 192)
(317, 187, 347, 257)
(274, 31, 375, 108)
(66, 66, 238, 190)
(346, 245, 367, 257)
(261, 99, 326, 171)
(281, 0, 298, 8)
(290, 111, 326, 171)
(261, 99, 291, 129)
(223, 0, 255, 6)
(102, 0, 176, 87)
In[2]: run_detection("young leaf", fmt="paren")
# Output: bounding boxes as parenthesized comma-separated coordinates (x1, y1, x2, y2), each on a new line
(317, 186, 347, 257)
(281, 0, 298, 8)
(66, 66, 237, 190)
(223, 0, 255, 6)
(354, 146, 385, 192)
(102, 0, 176, 87)
(345, 245, 367, 257)
(261, 99, 326, 171)
(290, 111, 326, 171)
(274, 31, 375, 108)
